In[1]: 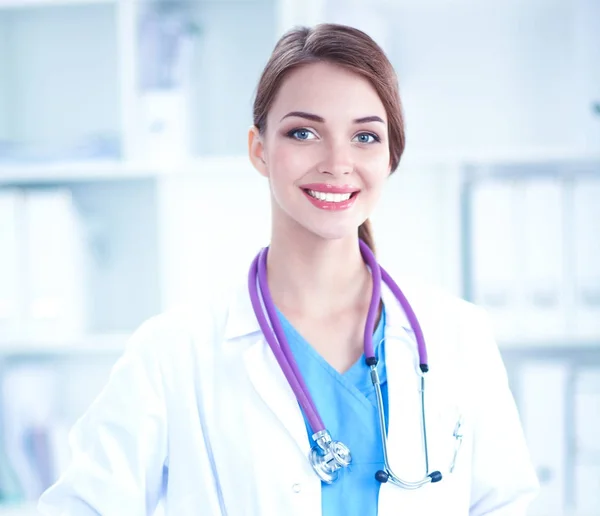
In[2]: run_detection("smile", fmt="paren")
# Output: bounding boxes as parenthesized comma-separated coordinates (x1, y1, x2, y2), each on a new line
(305, 190, 353, 202)
(300, 184, 360, 211)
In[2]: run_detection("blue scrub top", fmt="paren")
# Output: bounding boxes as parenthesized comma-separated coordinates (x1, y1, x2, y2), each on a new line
(277, 306, 389, 516)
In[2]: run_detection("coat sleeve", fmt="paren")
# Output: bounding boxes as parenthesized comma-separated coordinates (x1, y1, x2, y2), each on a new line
(465, 306, 540, 516)
(37, 317, 169, 516)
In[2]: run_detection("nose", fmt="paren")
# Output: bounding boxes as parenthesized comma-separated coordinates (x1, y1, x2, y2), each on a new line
(317, 140, 354, 176)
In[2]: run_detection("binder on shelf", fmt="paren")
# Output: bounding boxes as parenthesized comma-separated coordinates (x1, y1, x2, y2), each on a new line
(470, 178, 521, 342)
(0, 189, 27, 341)
(520, 177, 567, 339)
(572, 177, 600, 340)
(21, 188, 89, 341)
(519, 361, 568, 516)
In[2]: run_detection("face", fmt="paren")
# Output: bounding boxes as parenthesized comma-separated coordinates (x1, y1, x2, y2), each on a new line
(248, 61, 391, 242)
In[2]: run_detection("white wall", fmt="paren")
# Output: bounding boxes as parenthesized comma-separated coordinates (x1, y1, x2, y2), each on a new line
(326, 0, 598, 158)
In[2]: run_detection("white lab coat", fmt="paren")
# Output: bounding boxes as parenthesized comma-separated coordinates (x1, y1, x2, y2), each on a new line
(38, 272, 539, 516)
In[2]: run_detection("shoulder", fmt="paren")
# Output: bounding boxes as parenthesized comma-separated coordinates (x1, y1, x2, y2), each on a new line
(387, 271, 497, 361)
(393, 272, 485, 327)
(123, 274, 239, 362)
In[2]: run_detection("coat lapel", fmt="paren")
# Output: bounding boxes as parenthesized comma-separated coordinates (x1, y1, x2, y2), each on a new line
(243, 336, 313, 455)
(224, 280, 311, 458)
(377, 279, 460, 515)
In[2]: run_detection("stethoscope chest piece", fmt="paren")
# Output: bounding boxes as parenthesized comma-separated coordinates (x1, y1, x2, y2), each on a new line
(309, 430, 352, 484)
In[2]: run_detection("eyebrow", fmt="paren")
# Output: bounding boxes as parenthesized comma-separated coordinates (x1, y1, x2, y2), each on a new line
(280, 111, 385, 124)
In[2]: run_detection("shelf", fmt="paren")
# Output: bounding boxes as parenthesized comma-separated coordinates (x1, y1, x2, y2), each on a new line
(0, 159, 162, 185)
(0, 333, 128, 357)
(400, 146, 600, 169)
(0, 0, 115, 8)
(0, 155, 253, 185)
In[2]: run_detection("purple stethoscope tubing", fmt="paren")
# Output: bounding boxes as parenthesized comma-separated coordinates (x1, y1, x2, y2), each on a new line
(247, 239, 429, 436)
(248, 250, 323, 431)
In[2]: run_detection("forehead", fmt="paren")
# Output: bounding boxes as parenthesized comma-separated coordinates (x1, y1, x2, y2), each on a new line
(267, 61, 387, 123)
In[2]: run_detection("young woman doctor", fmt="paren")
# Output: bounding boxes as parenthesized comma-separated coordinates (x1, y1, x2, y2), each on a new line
(38, 23, 539, 516)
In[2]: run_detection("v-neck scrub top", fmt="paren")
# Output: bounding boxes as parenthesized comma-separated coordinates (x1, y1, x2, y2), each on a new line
(277, 306, 389, 516)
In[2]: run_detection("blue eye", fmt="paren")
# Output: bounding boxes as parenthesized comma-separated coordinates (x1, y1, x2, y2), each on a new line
(288, 128, 316, 140)
(354, 132, 380, 144)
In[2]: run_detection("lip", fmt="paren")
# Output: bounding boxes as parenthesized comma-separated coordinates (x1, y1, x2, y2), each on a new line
(300, 183, 361, 194)
(301, 187, 359, 211)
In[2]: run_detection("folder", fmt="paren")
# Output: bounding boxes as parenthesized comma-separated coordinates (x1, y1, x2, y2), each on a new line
(520, 177, 566, 339)
(23, 188, 89, 340)
(572, 177, 600, 340)
(519, 361, 568, 515)
(470, 179, 521, 342)
(0, 188, 27, 341)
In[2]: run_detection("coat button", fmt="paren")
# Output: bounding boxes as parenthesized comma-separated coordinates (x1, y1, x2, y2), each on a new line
(292, 483, 302, 493)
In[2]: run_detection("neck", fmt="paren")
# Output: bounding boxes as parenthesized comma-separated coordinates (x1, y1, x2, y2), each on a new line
(266, 229, 371, 317)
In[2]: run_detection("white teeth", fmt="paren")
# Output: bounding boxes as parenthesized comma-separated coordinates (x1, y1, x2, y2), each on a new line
(307, 189, 352, 202)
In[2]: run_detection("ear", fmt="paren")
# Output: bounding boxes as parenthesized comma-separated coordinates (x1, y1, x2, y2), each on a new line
(248, 125, 268, 177)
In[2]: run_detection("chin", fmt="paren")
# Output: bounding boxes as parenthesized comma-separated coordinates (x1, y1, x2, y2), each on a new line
(302, 223, 360, 242)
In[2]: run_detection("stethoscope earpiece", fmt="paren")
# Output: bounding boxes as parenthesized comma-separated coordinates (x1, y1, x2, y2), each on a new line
(375, 470, 390, 483)
(430, 471, 443, 483)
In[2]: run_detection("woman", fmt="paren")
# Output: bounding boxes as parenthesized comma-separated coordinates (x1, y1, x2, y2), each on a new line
(38, 23, 539, 515)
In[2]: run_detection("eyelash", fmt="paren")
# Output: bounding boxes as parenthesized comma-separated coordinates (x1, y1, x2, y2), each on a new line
(285, 128, 381, 143)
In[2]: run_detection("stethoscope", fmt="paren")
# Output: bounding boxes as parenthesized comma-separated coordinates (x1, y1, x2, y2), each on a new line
(248, 239, 456, 489)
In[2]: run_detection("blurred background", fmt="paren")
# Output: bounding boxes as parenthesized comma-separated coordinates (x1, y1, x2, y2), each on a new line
(0, 0, 598, 514)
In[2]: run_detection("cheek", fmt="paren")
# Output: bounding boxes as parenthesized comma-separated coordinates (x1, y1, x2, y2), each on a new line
(362, 153, 391, 187)
(268, 141, 314, 185)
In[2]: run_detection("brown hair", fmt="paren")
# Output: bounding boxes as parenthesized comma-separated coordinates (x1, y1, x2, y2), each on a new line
(253, 23, 406, 254)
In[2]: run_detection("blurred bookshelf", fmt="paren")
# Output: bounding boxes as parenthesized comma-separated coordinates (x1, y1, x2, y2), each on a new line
(0, 0, 279, 508)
